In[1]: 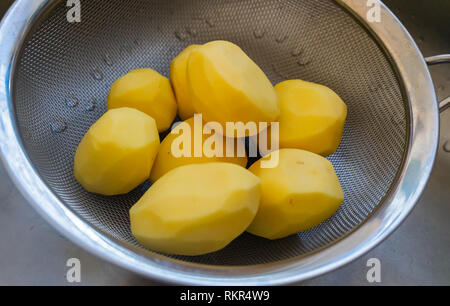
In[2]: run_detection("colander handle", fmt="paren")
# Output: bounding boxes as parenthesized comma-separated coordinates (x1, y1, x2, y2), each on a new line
(425, 54, 450, 113)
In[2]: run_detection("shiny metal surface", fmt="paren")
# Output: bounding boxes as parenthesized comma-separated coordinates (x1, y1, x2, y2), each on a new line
(13, 0, 409, 266)
(426, 54, 450, 65)
(0, 0, 442, 285)
(439, 97, 450, 113)
(425, 54, 450, 112)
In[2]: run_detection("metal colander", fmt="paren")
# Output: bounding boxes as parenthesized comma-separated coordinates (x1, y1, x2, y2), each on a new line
(0, 0, 446, 284)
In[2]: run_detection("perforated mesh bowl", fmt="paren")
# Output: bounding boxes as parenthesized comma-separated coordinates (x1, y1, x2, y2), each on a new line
(0, 0, 444, 285)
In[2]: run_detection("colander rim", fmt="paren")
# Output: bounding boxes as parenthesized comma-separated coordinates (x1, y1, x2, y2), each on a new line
(0, 0, 439, 285)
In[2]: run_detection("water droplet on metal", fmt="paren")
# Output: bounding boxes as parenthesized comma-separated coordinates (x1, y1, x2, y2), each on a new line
(205, 18, 215, 27)
(50, 120, 67, 134)
(276, 35, 288, 43)
(103, 53, 114, 66)
(175, 30, 188, 41)
(369, 84, 379, 92)
(85, 98, 96, 111)
(186, 27, 197, 37)
(65, 94, 79, 108)
(297, 57, 311, 66)
(253, 29, 266, 39)
(291, 47, 303, 57)
(444, 141, 450, 153)
(91, 68, 104, 80)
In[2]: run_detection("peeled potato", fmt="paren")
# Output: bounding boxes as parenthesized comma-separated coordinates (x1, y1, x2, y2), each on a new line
(107, 68, 177, 132)
(130, 163, 261, 256)
(170, 45, 201, 120)
(150, 117, 248, 182)
(247, 149, 344, 240)
(261, 80, 347, 157)
(74, 108, 160, 196)
(187, 40, 279, 135)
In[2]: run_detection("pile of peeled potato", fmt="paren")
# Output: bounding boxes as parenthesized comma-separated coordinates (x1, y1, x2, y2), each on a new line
(74, 40, 347, 256)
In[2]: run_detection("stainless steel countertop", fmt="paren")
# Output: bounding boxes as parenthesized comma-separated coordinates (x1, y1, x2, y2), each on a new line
(0, 0, 449, 285)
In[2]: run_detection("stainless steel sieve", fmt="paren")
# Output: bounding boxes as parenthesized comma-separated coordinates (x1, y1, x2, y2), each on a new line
(0, 0, 448, 285)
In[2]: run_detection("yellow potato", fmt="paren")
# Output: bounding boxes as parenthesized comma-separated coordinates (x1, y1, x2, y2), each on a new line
(187, 40, 279, 135)
(150, 117, 248, 182)
(107, 68, 177, 132)
(247, 149, 344, 240)
(170, 45, 201, 120)
(130, 163, 261, 256)
(260, 80, 347, 157)
(74, 108, 160, 196)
